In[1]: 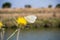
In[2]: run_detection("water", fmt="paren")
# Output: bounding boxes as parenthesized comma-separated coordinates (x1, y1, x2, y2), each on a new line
(1, 28, 60, 40)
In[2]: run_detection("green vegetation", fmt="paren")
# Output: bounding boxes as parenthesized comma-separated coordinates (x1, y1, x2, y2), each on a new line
(56, 4, 60, 8)
(24, 5, 31, 8)
(48, 5, 52, 8)
(1, 17, 60, 30)
(2, 2, 11, 8)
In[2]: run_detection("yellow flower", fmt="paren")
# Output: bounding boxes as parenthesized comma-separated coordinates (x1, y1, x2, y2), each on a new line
(16, 17, 27, 26)
(0, 22, 3, 29)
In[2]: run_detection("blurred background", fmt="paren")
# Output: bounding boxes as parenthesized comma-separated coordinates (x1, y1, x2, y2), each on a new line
(0, 0, 60, 40)
(0, 0, 60, 8)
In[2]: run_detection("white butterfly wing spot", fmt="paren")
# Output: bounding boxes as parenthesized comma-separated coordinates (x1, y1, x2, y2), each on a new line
(24, 15, 37, 23)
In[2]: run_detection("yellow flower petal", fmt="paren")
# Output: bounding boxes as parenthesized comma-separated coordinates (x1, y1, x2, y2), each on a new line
(0, 22, 3, 29)
(16, 17, 27, 26)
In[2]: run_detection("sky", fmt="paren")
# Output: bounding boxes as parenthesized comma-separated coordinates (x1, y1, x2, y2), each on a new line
(0, 0, 60, 8)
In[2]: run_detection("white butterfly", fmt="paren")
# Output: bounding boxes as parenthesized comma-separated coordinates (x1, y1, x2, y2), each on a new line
(24, 15, 37, 23)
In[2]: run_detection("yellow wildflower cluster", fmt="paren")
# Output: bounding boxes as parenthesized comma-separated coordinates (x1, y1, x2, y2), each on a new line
(0, 22, 3, 29)
(16, 17, 27, 26)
